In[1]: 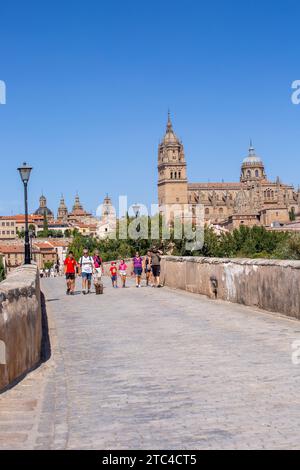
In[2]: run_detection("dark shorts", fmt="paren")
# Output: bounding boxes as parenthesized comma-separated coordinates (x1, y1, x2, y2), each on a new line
(111, 275, 117, 281)
(66, 273, 75, 280)
(152, 265, 161, 277)
(134, 267, 142, 276)
(82, 272, 92, 281)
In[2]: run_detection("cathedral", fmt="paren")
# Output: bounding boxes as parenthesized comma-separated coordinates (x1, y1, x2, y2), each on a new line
(158, 115, 300, 230)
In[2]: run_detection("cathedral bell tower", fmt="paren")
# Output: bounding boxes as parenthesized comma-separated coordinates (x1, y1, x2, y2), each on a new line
(158, 113, 188, 209)
(57, 194, 68, 222)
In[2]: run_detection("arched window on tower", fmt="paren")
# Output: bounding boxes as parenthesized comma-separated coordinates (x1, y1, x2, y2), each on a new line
(205, 208, 210, 215)
(255, 170, 259, 177)
(178, 171, 181, 179)
(174, 172, 177, 179)
(247, 170, 251, 178)
(170, 171, 173, 179)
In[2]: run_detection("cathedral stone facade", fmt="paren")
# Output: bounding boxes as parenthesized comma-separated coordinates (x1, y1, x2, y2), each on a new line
(158, 115, 300, 229)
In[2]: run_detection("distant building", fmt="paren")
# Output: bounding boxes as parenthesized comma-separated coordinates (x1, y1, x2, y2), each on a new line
(0, 217, 17, 240)
(34, 195, 54, 220)
(0, 214, 44, 239)
(57, 195, 68, 222)
(68, 194, 93, 224)
(267, 220, 300, 233)
(96, 195, 116, 238)
(158, 115, 300, 229)
(73, 222, 97, 237)
(0, 238, 70, 272)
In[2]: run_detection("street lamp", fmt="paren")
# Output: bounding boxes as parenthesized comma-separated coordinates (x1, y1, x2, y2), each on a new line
(132, 203, 140, 219)
(17, 162, 33, 264)
(132, 203, 141, 250)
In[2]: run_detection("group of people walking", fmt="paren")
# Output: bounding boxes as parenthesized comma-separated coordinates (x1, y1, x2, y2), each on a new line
(63, 248, 163, 295)
(109, 249, 162, 289)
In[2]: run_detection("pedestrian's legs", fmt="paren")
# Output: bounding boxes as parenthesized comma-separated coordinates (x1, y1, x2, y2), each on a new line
(82, 274, 87, 293)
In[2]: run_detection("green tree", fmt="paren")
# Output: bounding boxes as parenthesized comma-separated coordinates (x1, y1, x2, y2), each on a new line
(289, 207, 296, 221)
(17, 228, 25, 238)
(0, 256, 5, 282)
(44, 261, 54, 270)
(67, 222, 297, 262)
(43, 214, 49, 237)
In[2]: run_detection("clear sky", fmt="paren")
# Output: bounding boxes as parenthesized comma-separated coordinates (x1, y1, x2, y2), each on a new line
(1, 0, 300, 216)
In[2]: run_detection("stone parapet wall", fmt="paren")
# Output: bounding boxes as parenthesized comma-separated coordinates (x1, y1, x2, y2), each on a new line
(0, 265, 42, 391)
(161, 256, 300, 319)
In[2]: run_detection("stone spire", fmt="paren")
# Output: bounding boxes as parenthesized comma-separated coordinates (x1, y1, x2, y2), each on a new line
(39, 194, 47, 208)
(101, 194, 113, 218)
(167, 110, 172, 130)
(72, 193, 83, 212)
(163, 111, 179, 145)
(249, 139, 255, 155)
(57, 194, 68, 221)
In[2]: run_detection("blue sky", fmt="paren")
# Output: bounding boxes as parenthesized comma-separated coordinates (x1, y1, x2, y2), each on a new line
(0, 0, 300, 216)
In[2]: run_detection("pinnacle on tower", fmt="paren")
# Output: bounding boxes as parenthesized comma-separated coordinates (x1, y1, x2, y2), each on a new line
(249, 139, 255, 155)
(167, 110, 173, 131)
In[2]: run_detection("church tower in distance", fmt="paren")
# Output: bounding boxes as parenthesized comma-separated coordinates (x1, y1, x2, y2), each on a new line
(158, 113, 188, 209)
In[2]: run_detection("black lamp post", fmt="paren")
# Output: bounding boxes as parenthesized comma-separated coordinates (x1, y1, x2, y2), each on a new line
(132, 203, 141, 250)
(17, 162, 33, 264)
(132, 203, 140, 219)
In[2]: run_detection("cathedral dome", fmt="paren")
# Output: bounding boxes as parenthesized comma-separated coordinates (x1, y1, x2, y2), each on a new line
(240, 142, 267, 183)
(242, 154, 263, 164)
(242, 143, 263, 165)
(34, 195, 54, 217)
(35, 207, 53, 217)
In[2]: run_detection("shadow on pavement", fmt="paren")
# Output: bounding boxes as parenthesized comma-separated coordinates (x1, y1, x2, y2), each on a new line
(41, 292, 51, 363)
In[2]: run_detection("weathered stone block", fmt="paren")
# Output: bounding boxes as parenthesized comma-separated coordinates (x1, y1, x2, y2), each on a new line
(0, 265, 42, 391)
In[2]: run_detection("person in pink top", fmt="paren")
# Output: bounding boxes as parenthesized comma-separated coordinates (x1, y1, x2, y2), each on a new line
(119, 259, 128, 288)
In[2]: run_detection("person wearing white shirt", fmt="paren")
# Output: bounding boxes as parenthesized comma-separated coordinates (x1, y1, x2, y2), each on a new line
(79, 248, 95, 295)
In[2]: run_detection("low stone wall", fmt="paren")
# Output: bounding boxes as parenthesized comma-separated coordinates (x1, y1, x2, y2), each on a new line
(0, 265, 42, 391)
(161, 256, 300, 319)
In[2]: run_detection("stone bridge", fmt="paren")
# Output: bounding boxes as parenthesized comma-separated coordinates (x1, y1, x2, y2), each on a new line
(0, 261, 300, 449)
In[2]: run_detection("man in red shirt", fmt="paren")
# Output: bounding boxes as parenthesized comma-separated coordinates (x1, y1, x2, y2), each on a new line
(64, 251, 77, 295)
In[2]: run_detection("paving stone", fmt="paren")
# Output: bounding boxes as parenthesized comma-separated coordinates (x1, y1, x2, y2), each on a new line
(1, 276, 300, 449)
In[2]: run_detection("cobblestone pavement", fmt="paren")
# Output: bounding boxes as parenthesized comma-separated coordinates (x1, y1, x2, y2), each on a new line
(1, 276, 300, 450)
